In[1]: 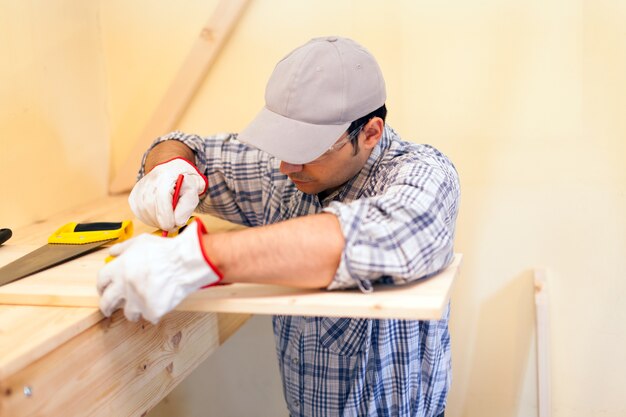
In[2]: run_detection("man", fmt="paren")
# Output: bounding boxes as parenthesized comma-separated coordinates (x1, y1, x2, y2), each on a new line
(98, 36, 459, 417)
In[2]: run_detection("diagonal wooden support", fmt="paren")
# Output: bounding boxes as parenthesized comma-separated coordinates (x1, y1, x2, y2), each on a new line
(109, 0, 251, 194)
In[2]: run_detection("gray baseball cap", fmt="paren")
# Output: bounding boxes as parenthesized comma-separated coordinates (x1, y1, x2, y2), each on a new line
(238, 36, 386, 164)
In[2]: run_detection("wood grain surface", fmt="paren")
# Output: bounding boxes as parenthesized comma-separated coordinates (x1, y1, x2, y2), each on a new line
(0, 195, 251, 417)
(0, 193, 243, 373)
(0, 244, 461, 320)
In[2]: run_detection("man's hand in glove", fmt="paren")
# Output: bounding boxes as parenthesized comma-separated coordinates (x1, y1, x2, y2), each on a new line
(97, 218, 222, 324)
(129, 157, 208, 232)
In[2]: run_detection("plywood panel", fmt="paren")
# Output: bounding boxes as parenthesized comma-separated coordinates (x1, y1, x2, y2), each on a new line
(0, 245, 461, 320)
(0, 194, 461, 321)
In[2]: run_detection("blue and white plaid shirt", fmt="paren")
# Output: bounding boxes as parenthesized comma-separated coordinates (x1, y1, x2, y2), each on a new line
(142, 125, 460, 417)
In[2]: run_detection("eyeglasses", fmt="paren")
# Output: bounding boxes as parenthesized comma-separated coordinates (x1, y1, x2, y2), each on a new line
(307, 123, 365, 164)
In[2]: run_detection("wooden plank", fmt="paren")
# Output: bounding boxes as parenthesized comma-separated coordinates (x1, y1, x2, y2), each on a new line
(0, 309, 250, 417)
(0, 245, 461, 320)
(0, 196, 245, 373)
(109, 0, 251, 194)
(534, 269, 551, 417)
(0, 196, 134, 380)
(0, 195, 461, 320)
(0, 195, 251, 417)
(0, 305, 101, 380)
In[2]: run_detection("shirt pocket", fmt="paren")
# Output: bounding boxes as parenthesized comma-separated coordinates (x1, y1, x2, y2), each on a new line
(319, 317, 369, 356)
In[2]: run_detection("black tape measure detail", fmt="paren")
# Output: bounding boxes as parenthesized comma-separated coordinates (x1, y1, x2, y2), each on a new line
(0, 229, 12, 245)
(74, 222, 123, 232)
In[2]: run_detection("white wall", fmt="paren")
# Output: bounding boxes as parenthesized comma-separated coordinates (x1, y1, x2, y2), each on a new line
(1, 1, 624, 416)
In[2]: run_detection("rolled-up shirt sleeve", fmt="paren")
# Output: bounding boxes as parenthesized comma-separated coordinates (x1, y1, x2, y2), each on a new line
(137, 131, 290, 227)
(137, 130, 214, 178)
(322, 156, 460, 291)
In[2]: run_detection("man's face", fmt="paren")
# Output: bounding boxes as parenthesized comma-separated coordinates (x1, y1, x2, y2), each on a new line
(279, 122, 379, 195)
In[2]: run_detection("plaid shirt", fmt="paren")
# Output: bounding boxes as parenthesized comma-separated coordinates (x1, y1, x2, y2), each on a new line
(142, 126, 460, 417)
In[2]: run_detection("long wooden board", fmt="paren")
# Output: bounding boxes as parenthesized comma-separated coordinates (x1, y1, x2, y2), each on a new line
(0, 244, 461, 320)
(0, 305, 100, 379)
(1, 308, 249, 417)
(0, 195, 252, 417)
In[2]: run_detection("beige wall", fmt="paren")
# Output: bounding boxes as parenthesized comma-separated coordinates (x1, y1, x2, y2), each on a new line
(1, 1, 625, 416)
(0, 1, 110, 229)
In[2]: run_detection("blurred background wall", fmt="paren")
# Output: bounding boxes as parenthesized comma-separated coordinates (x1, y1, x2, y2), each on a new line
(1, 1, 624, 416)
(0, 1, 109, 227)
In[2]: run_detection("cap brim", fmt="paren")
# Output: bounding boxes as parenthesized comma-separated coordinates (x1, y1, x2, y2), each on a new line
(238, 107, 351, 164)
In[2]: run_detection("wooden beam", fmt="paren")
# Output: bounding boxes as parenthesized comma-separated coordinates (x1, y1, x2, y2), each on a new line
(109, 0, 251, 194)
(534, 268, 551, 417)
(0, 310, 249, 417)
(0, 248, 462, 321)
(0, 193, 250, 417)
(0, 194, 462, 322)
(0, 194, 461, 320)
(0, 306, 100, 380)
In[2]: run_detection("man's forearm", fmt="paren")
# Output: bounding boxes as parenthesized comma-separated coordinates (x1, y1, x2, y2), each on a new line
(204, 213, 345, 289)
(144, 140, 196, 172)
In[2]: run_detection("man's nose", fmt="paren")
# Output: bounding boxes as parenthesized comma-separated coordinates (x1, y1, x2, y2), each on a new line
(280, 161, 304, 175)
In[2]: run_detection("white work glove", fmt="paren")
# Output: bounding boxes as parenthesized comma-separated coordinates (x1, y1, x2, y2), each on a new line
(97, 218, 222, 324)
(129, 157, 208, 232)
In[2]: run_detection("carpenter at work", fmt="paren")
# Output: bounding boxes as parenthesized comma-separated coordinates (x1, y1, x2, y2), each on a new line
(98, 36, 460, 417)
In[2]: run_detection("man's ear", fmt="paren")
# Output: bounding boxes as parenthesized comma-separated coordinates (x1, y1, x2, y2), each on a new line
(361, 117, 384, 150)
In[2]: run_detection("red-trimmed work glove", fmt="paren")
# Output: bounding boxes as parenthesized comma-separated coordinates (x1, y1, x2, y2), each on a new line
(97, 218, 222, 324)
(129, 157, 208, 232)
